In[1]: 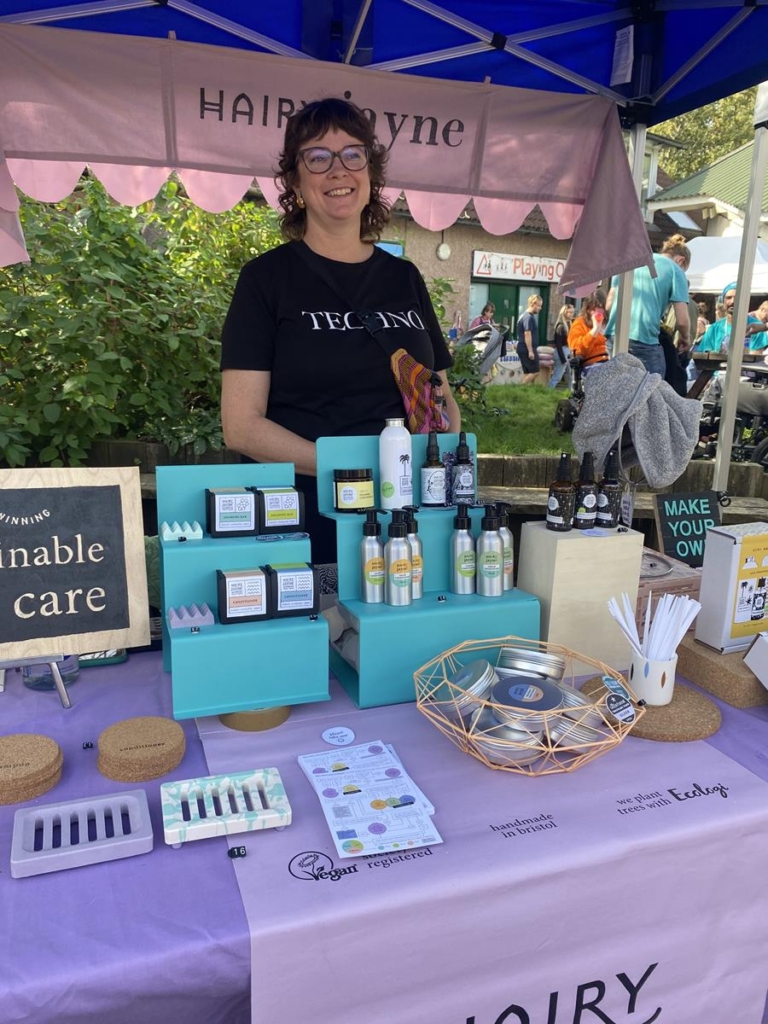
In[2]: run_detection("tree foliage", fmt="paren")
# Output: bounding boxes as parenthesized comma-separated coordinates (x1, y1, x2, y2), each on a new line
(0, 178, 282, 466)
(655, 87, 758, 182)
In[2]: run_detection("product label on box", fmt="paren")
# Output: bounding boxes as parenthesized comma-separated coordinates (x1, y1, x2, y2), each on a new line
(730, 534, 768, 638)
(226, 574, 267, 617)
(276, 568, 315, 610)
(261, 488, 300, 527)
(215, 492, 256, 532)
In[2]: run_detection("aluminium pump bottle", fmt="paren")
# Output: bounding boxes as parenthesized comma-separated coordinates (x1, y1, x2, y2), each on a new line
(359, 510, 385, 604)
(402, 507, 424, 600)
(384, 519, 412, 606)
(476, 505, 504, 598)
(450, 503, 476, 594)
(494, 501, 515, 591)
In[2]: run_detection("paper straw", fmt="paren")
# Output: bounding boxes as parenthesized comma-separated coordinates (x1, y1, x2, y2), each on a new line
(608, 592, 702, 662)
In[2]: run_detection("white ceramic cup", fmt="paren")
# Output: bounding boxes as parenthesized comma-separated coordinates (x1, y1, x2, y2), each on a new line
(627, 654, 678, 706)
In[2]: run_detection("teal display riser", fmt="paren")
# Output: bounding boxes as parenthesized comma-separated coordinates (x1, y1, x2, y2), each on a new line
(155, 463, 329, 719)
(333, 589, 541, 708)
(160, 536, 312, 618)
(167, 617, 330, 720)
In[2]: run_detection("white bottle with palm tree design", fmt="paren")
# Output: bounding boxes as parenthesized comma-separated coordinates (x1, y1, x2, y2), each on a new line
(379, 418, 413, 510)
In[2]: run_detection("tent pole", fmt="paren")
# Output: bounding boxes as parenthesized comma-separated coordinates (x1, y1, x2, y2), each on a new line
(713, 84, 768, 494)
(613, 122, 646, 355)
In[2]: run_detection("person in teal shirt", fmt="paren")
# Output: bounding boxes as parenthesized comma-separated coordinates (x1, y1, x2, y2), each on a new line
(696, 282, 768, 353)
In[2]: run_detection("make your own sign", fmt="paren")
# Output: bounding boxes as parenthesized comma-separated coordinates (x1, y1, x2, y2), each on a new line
(652, 491, 721, 568)
(0, 467, 149, 660)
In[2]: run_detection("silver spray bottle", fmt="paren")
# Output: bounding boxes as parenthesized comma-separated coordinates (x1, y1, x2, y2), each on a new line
(359, 509, 385, 604)
(476, 505, 504, 598)
(450, 503, 476, 594)
(384, 517, 413, 607)
(402, 506, 424, 600)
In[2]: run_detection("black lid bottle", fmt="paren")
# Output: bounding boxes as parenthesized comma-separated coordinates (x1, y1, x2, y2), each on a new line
(573, 451, 598, 529)
(596, 448, 621, 529)
(451, 432, 475, 503)
(546, 453, 575, 532)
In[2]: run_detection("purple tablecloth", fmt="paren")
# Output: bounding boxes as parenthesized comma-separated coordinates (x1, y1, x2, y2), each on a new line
(4, 656, 768, 1024)
(0, 654, 250, 1024)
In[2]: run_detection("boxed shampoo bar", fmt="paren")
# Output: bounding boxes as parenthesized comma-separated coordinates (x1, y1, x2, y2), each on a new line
(695, 522, 768, 653)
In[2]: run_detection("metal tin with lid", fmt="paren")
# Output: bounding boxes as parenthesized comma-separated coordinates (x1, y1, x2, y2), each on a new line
(469, 707, 543, 765)
(491, 675, 564, 730)
(556, 684, 605, 729)
(548, 716, 606, 748)
(435, 659, 498, 722)
(497, 646, 565, 681)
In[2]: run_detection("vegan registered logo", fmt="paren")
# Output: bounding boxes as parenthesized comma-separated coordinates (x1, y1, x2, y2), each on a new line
(288, 851, 359, 882)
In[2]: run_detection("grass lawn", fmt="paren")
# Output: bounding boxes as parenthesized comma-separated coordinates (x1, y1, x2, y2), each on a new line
(470, 383, 576, 456)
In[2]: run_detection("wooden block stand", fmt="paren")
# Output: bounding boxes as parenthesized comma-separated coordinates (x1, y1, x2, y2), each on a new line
(516, 521, 644, 673)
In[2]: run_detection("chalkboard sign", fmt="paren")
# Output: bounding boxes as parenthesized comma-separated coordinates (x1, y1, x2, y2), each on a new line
(652, 490, 721, 568)
(0, 467, 149, 661)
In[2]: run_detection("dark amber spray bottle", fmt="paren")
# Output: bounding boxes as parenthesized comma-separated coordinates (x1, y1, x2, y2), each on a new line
(546, 453, 575, 532)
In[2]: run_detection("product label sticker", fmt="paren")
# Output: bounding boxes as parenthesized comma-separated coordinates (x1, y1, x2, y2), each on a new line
(215, 492, 256, 532)
(277, 569, 315, 610)
(226, 574, 266, 616)
(364, 557, 385, 586)
(730, 533, 768, 639)
(606, 692, 635, 724)
(389, 559, 411, 587)
(261, 489, 300, 527)
(322, 727, 356, 747)
(456, 551, 476, 577)
(601, 674, 632, 700)
(479, 551, 502, 578)
(337, 481, 374, 509)
(508, 683, 544, 703)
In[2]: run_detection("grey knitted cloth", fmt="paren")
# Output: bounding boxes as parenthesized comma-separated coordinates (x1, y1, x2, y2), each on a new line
(572, 352, 702, 488)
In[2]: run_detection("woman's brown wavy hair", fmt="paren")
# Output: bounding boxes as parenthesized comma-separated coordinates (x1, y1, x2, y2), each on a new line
(277, 97, 390, 242)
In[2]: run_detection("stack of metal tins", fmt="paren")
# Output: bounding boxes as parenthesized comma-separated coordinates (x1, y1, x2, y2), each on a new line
(439, 659, 498, 723)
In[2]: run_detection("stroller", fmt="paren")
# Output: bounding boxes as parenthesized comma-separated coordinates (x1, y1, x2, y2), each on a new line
(553, 356, 585, 433)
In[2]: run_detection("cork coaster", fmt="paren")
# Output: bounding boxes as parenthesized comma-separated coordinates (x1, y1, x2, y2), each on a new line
(677, 634, 768, 708)
(0, 734, 63, 805)
(98, 716, 185, 782)
(582, 675, 721, 742)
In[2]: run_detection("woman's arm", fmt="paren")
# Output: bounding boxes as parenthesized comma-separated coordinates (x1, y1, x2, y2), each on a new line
(221, 369, 318, 476)
(438, 370, 461, 433)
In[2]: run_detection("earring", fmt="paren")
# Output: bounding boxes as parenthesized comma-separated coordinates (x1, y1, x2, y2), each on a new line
(295, 192, 305, 210)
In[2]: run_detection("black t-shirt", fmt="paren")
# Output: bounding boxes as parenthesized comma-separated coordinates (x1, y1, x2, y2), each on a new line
(220, 241, 452, 565)
(516, 311, 539, 349)
(221, 241, 452, 440)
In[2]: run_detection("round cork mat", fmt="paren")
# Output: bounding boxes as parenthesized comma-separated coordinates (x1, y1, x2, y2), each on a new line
(219, 706, 290, 732)
(582, 676, 721, 742)
(98, 716, 185, 782)
(0, 734, 63, 805)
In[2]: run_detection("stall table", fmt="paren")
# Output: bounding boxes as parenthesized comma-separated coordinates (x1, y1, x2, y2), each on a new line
(3, 654, 768, 1024)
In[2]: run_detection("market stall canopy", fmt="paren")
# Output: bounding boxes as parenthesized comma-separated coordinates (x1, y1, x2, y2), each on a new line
(687, 235, 768, 295)
(0, 22, 651, 291)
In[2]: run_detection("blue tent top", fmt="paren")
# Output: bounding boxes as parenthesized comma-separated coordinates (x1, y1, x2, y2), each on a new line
(0, 0, 766, 126)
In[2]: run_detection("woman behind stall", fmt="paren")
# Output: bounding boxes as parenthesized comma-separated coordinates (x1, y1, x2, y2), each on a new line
(567, 290, 609, 377)
(220, 97, 460, 588)
(549, 303, 575, 390)
(470, 303, 496, 329)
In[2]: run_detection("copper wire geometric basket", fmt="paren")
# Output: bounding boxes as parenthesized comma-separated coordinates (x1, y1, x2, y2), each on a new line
(414, 635, 644, 777)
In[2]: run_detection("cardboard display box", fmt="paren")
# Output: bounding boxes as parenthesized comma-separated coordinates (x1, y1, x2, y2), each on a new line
(695, 522, 768, 654)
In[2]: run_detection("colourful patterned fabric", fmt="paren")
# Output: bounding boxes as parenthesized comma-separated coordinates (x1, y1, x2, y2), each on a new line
(389, 348, 450, 434)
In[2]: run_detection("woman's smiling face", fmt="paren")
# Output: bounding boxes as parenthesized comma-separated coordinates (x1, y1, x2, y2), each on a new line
(296, 128, 371, 230)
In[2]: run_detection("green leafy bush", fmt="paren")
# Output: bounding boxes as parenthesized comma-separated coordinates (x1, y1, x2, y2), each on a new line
(0, 177, 281, 466)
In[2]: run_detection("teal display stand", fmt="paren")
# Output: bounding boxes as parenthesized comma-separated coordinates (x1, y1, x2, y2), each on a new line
(156, 464, 329, 720)
(317, 435, 540, 708)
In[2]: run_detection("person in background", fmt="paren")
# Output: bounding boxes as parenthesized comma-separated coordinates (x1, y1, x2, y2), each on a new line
(567, 290, 609, 378)
(749, 300, 768, 324)
(697, 301, 710, 325)
(715, 301, 726, 321)
(470, 303, 496, 329)
(220, 97, 460, 589)
(549, 303, 575, 390)
(516, 294, 543, 384)
(696, 282, 768, 353)
(605, 233, 690, 377)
